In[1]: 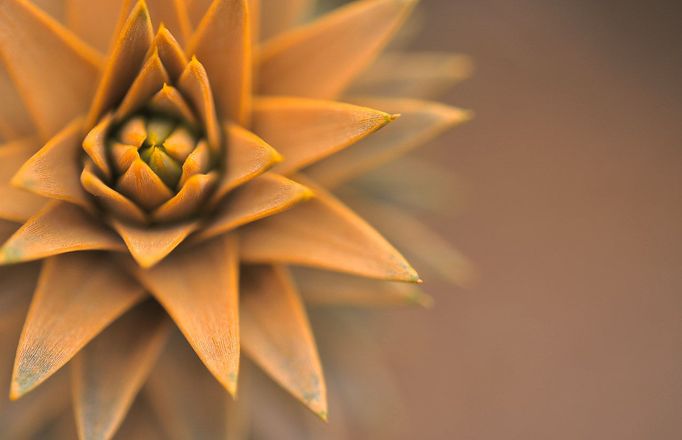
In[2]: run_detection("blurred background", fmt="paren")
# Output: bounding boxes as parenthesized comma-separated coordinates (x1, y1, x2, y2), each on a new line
(364, 0, 682, 439)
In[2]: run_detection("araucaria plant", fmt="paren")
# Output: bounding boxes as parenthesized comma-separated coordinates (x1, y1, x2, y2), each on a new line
(0, 0, 471, 437)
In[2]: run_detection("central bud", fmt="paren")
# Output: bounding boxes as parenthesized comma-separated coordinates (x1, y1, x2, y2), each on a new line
(81, 108, 222, 225)
(107, 111, 217, 214)
(112, 113, 203, 191)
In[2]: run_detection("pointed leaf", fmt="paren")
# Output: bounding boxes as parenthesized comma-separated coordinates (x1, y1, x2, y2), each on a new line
(11, 252, 145, 398)
(0, 303, 70, 438)
(257, 0, 415, 99)
(110, 142, 140, 175)
(73, 300, 170, 440)
(163, 126, 196, 162)
(294, 267, 432, 308)
(241, 265, 327, 418)
(177, 58, 221, 151)
(81, 162, 148, 224)
(0, 202, 125, 265)
(0, 0, 102, 137)
(86, 0, 154, 129)
(83, 113, 114, 178)
(306, 98, 471, 187)
(0, 138, 46, 222)
(112, 220, 198, 268)
(197, 173, 311, 242)
(116, 159, 174, 210)
(252, 97, 394, 174)
(178, 140, 211, 187)
(152, 172, 218, 223)
(187, 0, 251, 124)
(350, 195, 476, 288)
(118, 115, 147, 146)
(151, 25, 188, 81)
(115, 50, 170, 120)
(149, 84, 198, 125)
(12, 118, 91, 207)
(132, 235, 240, 394)
(212, 123, 282, 203)
(240, 176, 419, 282)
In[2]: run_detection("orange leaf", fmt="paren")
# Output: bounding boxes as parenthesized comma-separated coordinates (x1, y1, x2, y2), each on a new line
(211, 123, 282, 203)
(152, 172, 218, 223)
(252, 97, 394, 174)
(178, 140, 211, 187)
(82, 113, 114, 178)
(151, 25, 188, 81)
(86, 0, 154, 129)
(11, 252, 145, 399)
(178, 58, 222, 152)
(132, 235, 240, 395)
(112, 220, 198, 268)
(349, 195, 476, 288)
(163, 126, 197, 162)
(294, 266, 432, 308)
(241, 264, 327, 418)
(0, 202, 125, 265)
(109, 142, 141, 175)
(305, 98, 471, 187)
(81, 161, 148, 224)
(117, 114, 147, 146)
(72, 300, 170, 440)
(257, 0, 415, 99)
(187, 0, 252, 124)
(116, 159, 174, 211)
(114, 49, 170, 120)
(197, 173, 311, 242)
(0, 299, 68, 436)
(240, 176, 420, 282)
(149, 84, 199, 126)
(12, 118, 91, 208)
(0, 0, 102, 137)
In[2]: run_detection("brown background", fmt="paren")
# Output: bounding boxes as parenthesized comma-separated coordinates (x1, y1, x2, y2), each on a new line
(375, 1, 682, 439)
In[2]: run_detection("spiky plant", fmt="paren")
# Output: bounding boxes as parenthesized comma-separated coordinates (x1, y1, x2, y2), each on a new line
(0, 0, 472, 437)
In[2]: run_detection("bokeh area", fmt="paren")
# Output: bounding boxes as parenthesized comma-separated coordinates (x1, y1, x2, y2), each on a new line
(371, 1, 681, 439)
